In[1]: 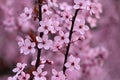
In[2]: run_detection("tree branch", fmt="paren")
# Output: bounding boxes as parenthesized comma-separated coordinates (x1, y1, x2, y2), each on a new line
(63, 9, 79, 73)
(35, 0, 43, 70)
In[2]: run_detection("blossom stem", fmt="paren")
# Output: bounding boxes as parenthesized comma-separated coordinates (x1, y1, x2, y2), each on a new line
(63, 9, 79, 73)
(35, 0, 43, 70)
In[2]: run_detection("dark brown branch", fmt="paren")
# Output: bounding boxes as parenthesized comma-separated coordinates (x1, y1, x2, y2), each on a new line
(35, 0, 43, 70)
(63, 9, 79, 73)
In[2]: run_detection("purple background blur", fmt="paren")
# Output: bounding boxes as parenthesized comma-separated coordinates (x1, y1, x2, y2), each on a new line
(0, 0, 120, 80)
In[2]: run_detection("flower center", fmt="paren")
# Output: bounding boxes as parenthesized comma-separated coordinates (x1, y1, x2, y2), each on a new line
(42, 40, 46, 44)
(26, 13, 30, 17)
(23, 77, 26, 80)
(79, 25, 83, 29)
(61, 36, 65, 40)
(43, 9, 47, 12)
(56, 74, 59, 77)
(71, 62, 75, 66)
(28, 46, 32, 49)
(44, 26, 48, 29)
(66, 15, 69, 19)
(79, 3, 83, 7)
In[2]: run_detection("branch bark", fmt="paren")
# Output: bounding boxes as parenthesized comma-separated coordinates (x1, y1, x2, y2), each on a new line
(63, 9, 79, 73)
(35, 0, 43, 70)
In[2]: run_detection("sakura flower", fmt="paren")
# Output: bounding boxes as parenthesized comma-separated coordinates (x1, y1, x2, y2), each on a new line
(31, 58, 53, 66)
(42, 5, 52, 15)
(88, 47, 108, 66)
(18, 38, 36, 55)
(8, 76, 17, 80)
(54, 31, 69, 44)
(38, 20, 55, 34)
(87, 16, 97, 28)
(3, 17, 15, 26)
(94, 3, 102, 19)
(31, 58, 46, 66)
(18, 72, 30, 80)
(36, 35, 53, 50)
(60, 11, 72, 22)
(51, 69, 65, 80)
(33, 66, 47, 80)
(20, 7, 33, 21)
(96, 3, 102, 13)
(18, 17, 34, 32)
(24, 38, 36, 54)
(86, 2, 102, 16)
(51, 20, 61, 32)
(73, 0, 87, 10)
(86, 3, 96, 15)
(18, 37, 25, 48)
(47, 0, 58, 7)
(12, 63, 27, 74)
(65, 55, 80, 71)
(74, 18, 89, 35)
(51, 42, 62, 52)
(3, 17, 17, 31)
(59, 2, 72, 11)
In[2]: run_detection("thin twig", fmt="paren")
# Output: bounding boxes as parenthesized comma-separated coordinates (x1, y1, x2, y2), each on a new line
(35, 0, 43, 70)
(63, 9, 79, 73)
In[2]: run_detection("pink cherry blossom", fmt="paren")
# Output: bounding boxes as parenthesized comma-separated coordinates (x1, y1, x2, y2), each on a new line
(3, 17, 17, 31)
(51, 69, 65, 80)
(51, 42, 63, 52)
(18, 17, 34, 32)
(73, 0, 87, 10)
(94, 3, 103, 19)
(96, 3, 102, 13)
(74, 18, 89, 35)
(86, 2, 102, 17)
(87, 16, 97, 28)
(32, 66, 47, 80)
(31, 58, 54, 66)
(24, 38, 36, 54)
(54, 31, 69, 44)
(86, 2, 96, 15)
(18, 38, 36, 55)
(38, 20, 55, 34)
(18, 72, 30, 80)
(65, 55, 80, 71)
(12, 63, 27, 74)
(20, 7, 33, 21)
(3, 17, 15, 26)
(60, 11, 72, 22)
(47, 0, 58, 7)
(42, 5, 52, 15)
(8, 76, 17, 80)
(59, 2, 72, 11)
(18, 37, 25, 49)
(31, 58, 46, 66)
(51, 20, 61, 32)
(36, 35, 53, 50)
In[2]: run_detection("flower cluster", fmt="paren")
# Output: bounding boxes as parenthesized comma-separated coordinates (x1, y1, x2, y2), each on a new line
(32, 65, 48, 80)
(8, 63, 30, 80)
(51, 69, 65, 80)
(20, 7, 33, 21)
(7, 0, 107, 80)
(65, 55, 80, 71)
(18, 37, 36, 55)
